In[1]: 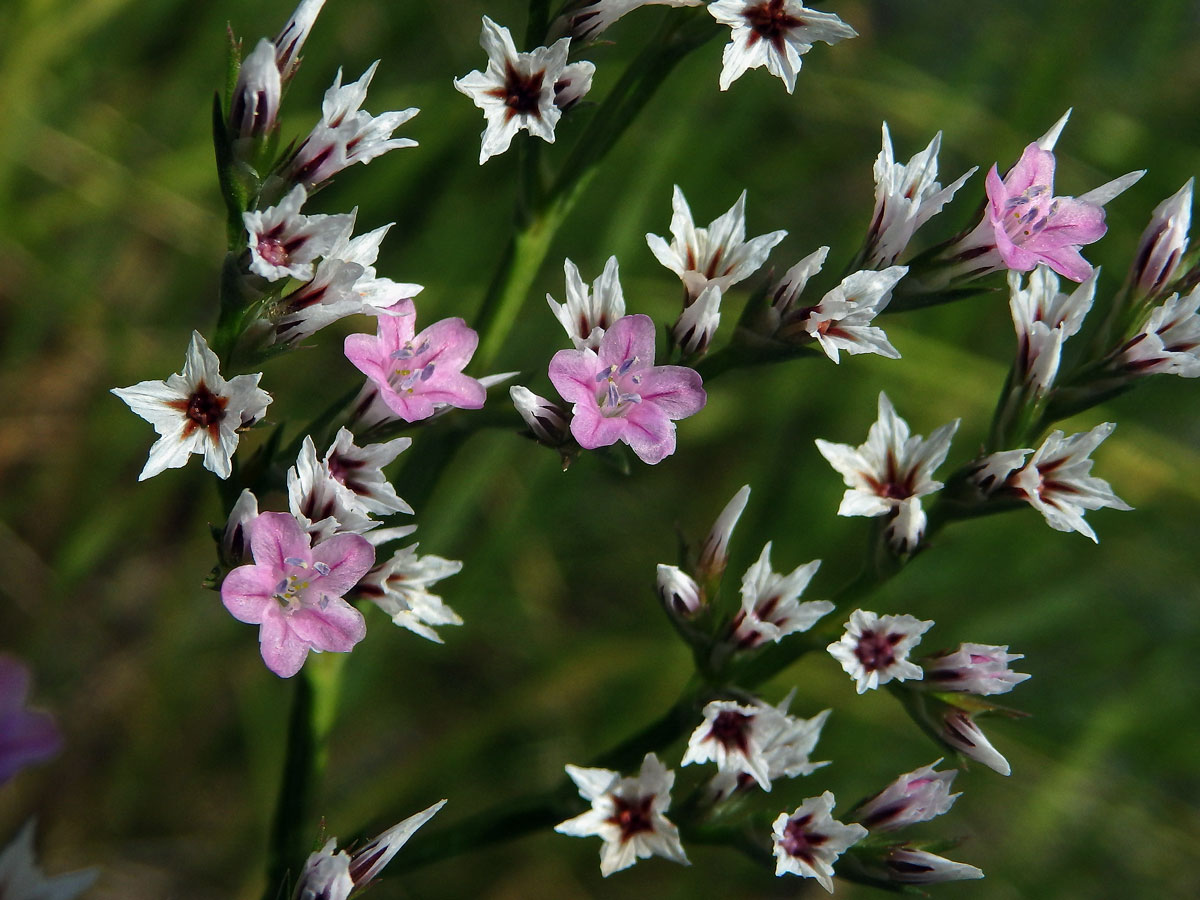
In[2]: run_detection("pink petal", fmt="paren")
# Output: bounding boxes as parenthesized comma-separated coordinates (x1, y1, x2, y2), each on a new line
(221, 567, 278, 623)
(548, 348, 603, 405)
(1005, 144, 1056, 195)
(377, 386, 436, 421)
(376, 302, 416, 349)
(569, 407, 629, 450)
(621, 403, 676, 464)
(419, 371, 486, 409)
(598, 314, 657, 368)
(638, 366, 706, 419)
(288, 600, 366, 652)
(311, 533, 375, 596)
(416, 318, 480, 370)
(1030, 244, 1094, 282)
(250, 512, 310, 572)
(259, 607, 310, 678)
(344, 333, 390, 383)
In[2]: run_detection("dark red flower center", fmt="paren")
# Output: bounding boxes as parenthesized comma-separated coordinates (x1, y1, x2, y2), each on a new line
(606, 794, 655, 842)
(743, 1, 806, 51)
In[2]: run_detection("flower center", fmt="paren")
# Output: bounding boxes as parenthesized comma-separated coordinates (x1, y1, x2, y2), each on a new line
(595, 356, 643, 416)
(497, 61, 545, 121)
(256, 236, 291, 267)
(743, 0, 806, 51)
(607, 794, 655, 843)
(854, 628, 901, 671)
(781, 814, 828, 862)
(1003, 183, 1058, 244)
(390, 340, 436, 393)
(272, 558, 332, 612)
(707, 710, 754, 754)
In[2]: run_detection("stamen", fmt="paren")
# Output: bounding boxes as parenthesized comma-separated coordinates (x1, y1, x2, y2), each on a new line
(606, 383, 620, 408)
(420, 363, 436, 381)
(616, 356, 638, 376)
(595, 365, 616, 383)
(313, 561, 331, 576)
(284, 557, 307, 568)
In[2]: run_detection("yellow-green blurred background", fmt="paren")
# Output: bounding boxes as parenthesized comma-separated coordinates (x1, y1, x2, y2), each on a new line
(2, 0, 1199, 897)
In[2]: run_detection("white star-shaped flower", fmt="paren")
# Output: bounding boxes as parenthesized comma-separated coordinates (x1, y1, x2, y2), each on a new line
(243, 185, 354, 282)
(547, 256, 626, 350)
(287, 435, 380, 540)
(864, 123, 977, 268)
(708, 1, 857, 94)
(453, 17, 574, 164)
(827, 609, 933, 693)
(732, 542, 831, 648)
(355, 544, 464, 643)
(815, 392, 959, 552)
(555, 752, 689, 877)
(646, 185, 786, 302)
(112, 331, 271, 481)
(771, 791, 867, 891)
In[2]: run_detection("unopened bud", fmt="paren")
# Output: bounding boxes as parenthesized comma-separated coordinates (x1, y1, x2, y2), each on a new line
(274, 0, 328, 82)
(229, 39, 281, 141)
(695, 484, 750, 581)
(882, 848, 984, 884)
(554, 62, 595, 112)
(672, 284, 722, 356)
(921, 643, 1031, 696)
(511, 385, 570, 445)
(656, 564, 702, 617)
(1130, 178, 1193, 299)
(853, 760, 958, 832)
(940, 709, 1011, 776)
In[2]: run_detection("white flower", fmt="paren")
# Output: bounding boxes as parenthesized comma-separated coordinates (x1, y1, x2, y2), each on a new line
(288, 61, 418, 187)
(243, 185, 354, 282)
(554, 1, 703, 42)
(292, 800, 445, 900)
(287, 436, 380, 540)
(1000, 423, 1131, 542)
(940, 709, 1011, 776)
(229, 38, 282, 140)
(815, 393, 959, 552)
(1008, 265, 1096, 391)
(1129, 178, 1193, 299)
(0, 820, 96, 900)
(671, 284, 722, 355)
(646, 185, 786, 302)
(112, 331, 271, 481)
(881, 848, 984, 884)
(732, 542, 831, 648)
(547, 256, 626, 350)
(864, 124, 976, 267)
(322, 427, 412, 517)
(356, 545, 464, 642)
(770, 246, 829, 319)
(453, 17, 573, 164)
(771, 791, 867, 890)
(274, 0, 327, 81)
(827, 609, 933, 693)
(921, 643, 1031, 696)
(853, 759, 959, 832)
(555, 753, 689, 876)
(709, 1, 857, 94)
(1120, 285, 1200, 378)
(801, 267, 906, 363)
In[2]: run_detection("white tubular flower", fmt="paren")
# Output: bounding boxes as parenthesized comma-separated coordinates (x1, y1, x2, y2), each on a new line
(1129, 178, 1193, 299)
(696, 484, 751, 580)
(1120, 285, 1200, 377)
(243, 185, 354, 282)
(287, 436, 379, 540)
(940, 709, 1011, 776)
(553, 1, 703, 42)
(554, 61, 595, 111)
(547, 256, 626, 350)
(771, 791, 867, 890)
(229, 38, 281, 141)
(511, 385, 571, 445)
(646, 185, 786, 302)
(865, 124, 976, 268)
(1009, 265, 1096, 390)
(323, 427, 413, 516)
(709, 1, 857, 94)
(355, 545, 464, 642)
(289, 62, 418, 188)
(815, 393, 959, 552)
(112, 331, 271, 481)
(556, 753, 690, 877)
(656, 564, 702, 616)
(274, 0, 327, 81)
(853, 760, 959, 832)
(1009, 423, 1131, 542)
(0, 821, 96, 900)
(827, 609, 933, 694)
(801, 267, 906, 363)
(453, 17, 574, 164)
(671, 284, 722, 355)
(921, 643, 1031, 696)
(881, 847, 984, 884)
(732, 542, 831, 649)
(770, 246, 829, 319)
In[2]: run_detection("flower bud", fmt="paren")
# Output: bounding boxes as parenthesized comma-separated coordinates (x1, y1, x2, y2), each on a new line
(921, 643, 1031, 695)
(554, 62, 595, 112)
(882, 847, 984, 884)
(695, 484, 750, 582)
(656, 564, 702, 617)
(275, 0, 327, 82)
(1130, 178, 1192, 299)
(854, 760, 959, 831)
(229, 38, 281, 141)
(940, 709, 1011, 776)
(672, 284, 722, 356)
(221, 489, 260, 569)
(510, 385, 570, 446)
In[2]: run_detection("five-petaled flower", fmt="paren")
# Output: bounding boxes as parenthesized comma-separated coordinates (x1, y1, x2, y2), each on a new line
(708, 1, 857, 94)
(243, 184, 353, 283)
(815, 392, 959, 552)
(771, 791, 867, 890)
(112, 331, 272, 481)
(220, 512, 374, 678)
(548, 314, 706, 464)
(555, 752, 690, 876)
(344, 299, 487, 423)
(353, 544, 465, 643)
(731, 542, 832, 648)
(827, 609, 933, 693)
(453, 17, 578, 164)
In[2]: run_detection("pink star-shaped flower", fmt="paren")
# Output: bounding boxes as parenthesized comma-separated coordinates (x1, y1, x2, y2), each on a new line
(547, 314, 706, 464)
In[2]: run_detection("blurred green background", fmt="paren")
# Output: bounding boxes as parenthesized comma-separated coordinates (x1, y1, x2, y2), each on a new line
(2, 0, 1199, 897)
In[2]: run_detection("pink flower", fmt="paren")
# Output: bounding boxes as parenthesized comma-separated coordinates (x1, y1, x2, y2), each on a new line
(343, 300, 487, 422)
(983, 143, 1107, 282)
(221, 512, 374, 678)
(547, 314, 706, 464)
(0, 656, 62, 784)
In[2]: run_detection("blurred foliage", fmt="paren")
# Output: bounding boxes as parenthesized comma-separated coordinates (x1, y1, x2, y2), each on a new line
(1, 0, 1199, 898)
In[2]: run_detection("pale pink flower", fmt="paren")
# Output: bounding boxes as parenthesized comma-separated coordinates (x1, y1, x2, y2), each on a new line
(0, 657, 62, 784)
(731, 542, 831, 648)
(827, 609, 933, 694)
(646, 185, 786, 302)
(112, 331, 271, 481)
(547, 314, 706, 464)
(709, 1, 857, 94)
(815, 392, 958, 552)
(852, 760, 959, 832)
(243, 185, 354, 282)
(344, 299, 486, 423)
(221, 512, 373, 678)
(771, 791, 867, 890)
(453, 17, 574, 164)
(555, 753, 689, 876)
(921, 643, 1031, 696)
